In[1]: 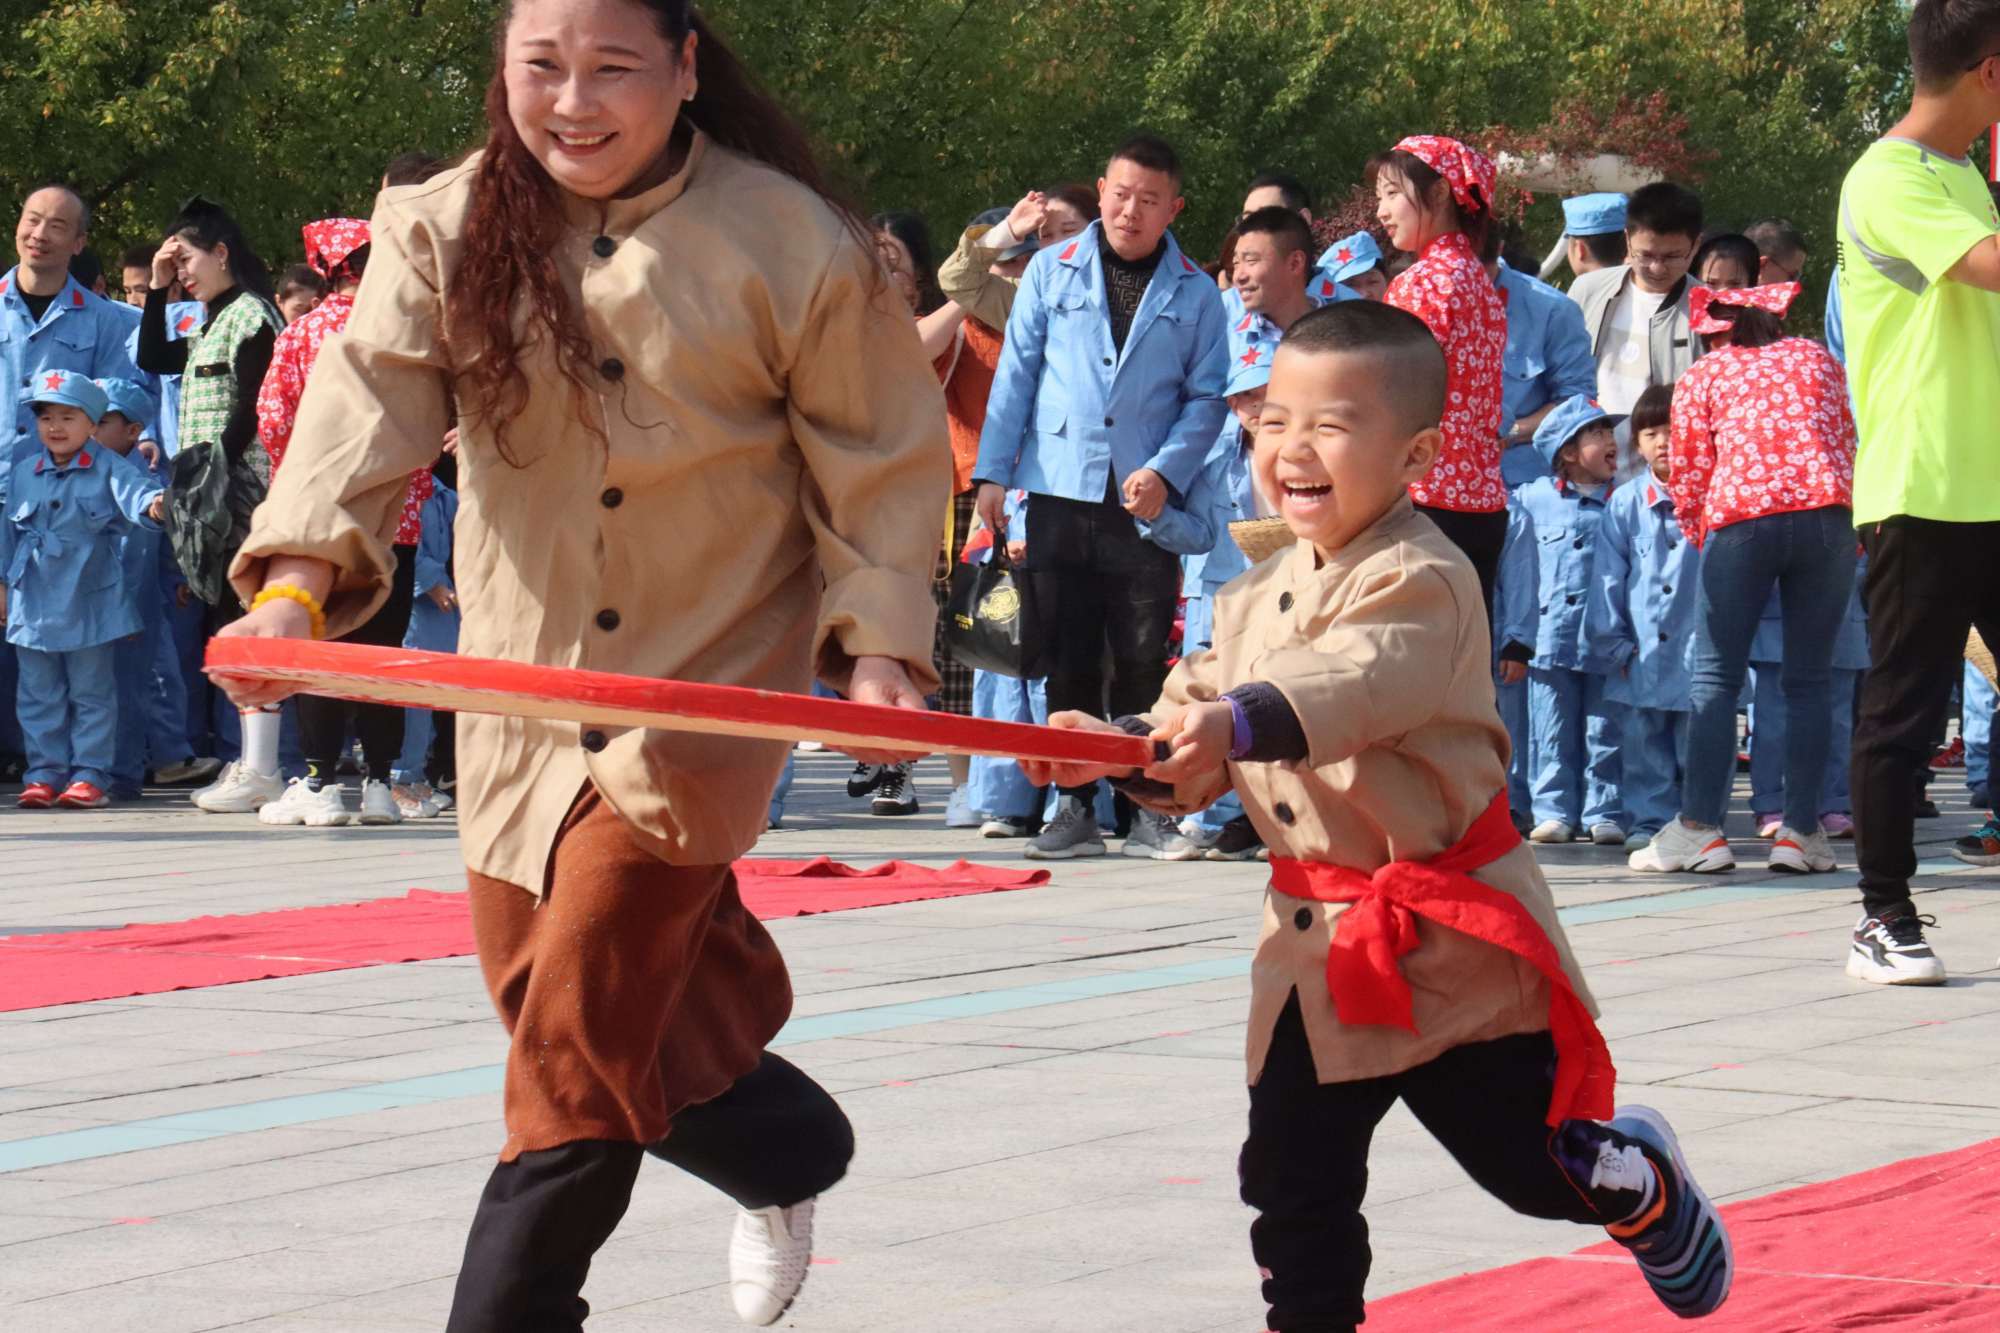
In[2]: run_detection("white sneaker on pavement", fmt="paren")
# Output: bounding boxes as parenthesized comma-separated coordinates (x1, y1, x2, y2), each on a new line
(1768, 825, 1835, 873)
(1627, 817, 1735, 873)
(257, 778, 350, 827)
(729, 1198, 815, 1326)
(1528, 819, 1573, 844)
(1847, 908, 1946, 986)
(392, 782, 443, 819)
(1590, 821, 1627, 845)
(189, 759, 237, 806)
(195, 764, 286, 814)
(358, 779, 404, 826)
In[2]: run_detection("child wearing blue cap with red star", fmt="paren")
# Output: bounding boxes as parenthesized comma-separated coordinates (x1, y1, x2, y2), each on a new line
(0, 368, 165, 807)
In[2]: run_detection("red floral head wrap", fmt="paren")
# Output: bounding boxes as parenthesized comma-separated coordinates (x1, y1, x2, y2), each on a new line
(1689, 281, 1802, 336)
(1392, 135, 1497, 215)
(301, 218, 371, 282)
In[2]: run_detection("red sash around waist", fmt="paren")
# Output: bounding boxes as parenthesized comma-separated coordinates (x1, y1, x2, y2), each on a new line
(1267, 792, 1614, 1126)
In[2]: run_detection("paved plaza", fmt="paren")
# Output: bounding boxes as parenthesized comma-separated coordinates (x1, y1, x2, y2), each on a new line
(2, 753, 1997, 1331)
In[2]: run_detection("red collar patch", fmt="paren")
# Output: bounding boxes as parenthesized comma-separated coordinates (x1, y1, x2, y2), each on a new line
(1319, 279, 1335, 297)
(176, 314, 197, 334)
(70, 288, 84, 308)
(1057, 241, 1080, 263)
(1181, 255, 1197, 274)
(1235, 313, 1253, 332)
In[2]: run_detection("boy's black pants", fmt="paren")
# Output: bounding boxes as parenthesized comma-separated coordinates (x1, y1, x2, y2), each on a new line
(1241, 993, 1601, 1333)
(1852, 517, 2000, 916)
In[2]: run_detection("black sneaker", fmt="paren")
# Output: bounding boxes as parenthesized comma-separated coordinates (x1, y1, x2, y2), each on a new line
(870, 763, 919, 816)
(1846, 905, 1946, 985)
(1953, 819, 2000, 867)
(1204, 814, 1265, 861)
(1913, 798, 1941, 819)
(846, 762, 885, 798)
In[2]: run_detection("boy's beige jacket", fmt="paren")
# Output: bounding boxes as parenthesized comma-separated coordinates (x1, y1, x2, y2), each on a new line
(232, 133, 950, 894)
(1144, 497, 1598, 1084)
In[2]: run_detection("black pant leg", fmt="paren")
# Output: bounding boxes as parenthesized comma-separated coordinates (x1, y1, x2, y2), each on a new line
(446, 1139, 643, 1333)
(648, 1052, 855, 1210)
(1093, 506, 1182, 719)
(1415, 504, 1508, 635)
(1024, 493, 1107, 720)
(1395, 1030, 1602, 1225)
(1240, 993, 1399, 1333)
(1852, 518, 1977, 915)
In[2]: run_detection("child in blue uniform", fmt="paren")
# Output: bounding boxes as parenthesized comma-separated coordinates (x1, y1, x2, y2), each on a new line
(1, 371, 165, 807)
(1498, 395, 1626, 844)
(1586, 387, 1698, 850)
(393, 476, 461, 817)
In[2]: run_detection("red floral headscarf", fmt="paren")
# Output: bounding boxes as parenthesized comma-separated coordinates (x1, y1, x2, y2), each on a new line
(1392, 135, 1497, 215)
(1689, 281, 1802, 336)
(301, 218, 371, 282)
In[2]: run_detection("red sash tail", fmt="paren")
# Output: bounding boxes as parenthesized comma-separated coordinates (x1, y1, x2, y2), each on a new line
(1268, 793, 1616, 1126)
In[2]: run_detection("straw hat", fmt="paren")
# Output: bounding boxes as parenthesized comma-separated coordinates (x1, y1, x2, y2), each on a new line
(1971, 629, 1998, 688)
(1228, 517, 1294, 566)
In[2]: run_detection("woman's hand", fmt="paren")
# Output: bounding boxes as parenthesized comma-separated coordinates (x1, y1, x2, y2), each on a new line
(1004, 191, 1048, 241)
(210, 596, 315, 708)
(841, 655, 929, 765)
(1143, 701, 1233, 787)
(426, 584, 458, 613)
(1018, 711, 1136, 789)
(150, 237, 185, 291)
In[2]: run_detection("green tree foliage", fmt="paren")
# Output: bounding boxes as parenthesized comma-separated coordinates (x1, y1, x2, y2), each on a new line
(0, 0, 1926, 298)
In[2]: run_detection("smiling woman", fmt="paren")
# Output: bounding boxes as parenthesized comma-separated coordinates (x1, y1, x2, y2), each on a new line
(212, 1, 952, 1328)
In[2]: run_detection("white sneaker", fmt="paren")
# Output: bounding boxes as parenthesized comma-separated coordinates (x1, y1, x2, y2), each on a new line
(1589, 821, 1627, 846)
(257, 778, 350, 827)
(195, 764, 285, 814)
(1528, 819, 1574, 844)
(189, 759, 238, 806)
(1123, 809, 1202, 861)
(358, 780, 403, 826)
(1628, 817, 1735, 872)
(729, 1198, 815, 1326)
(1847, 909, 1946, 986)
(1768, 826, 1835, 873)
(942, 784, 980, 828)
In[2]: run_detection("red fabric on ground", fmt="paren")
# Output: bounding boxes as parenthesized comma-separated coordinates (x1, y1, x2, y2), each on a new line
(1367, 1135, 2000, 1331)
(0, 859, 1048, 1011)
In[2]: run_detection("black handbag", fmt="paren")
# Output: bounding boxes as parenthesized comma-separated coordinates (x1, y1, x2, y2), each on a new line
(943, 549, 1041, 678)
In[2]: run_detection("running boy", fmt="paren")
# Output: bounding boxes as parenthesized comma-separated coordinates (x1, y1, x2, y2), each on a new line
(0, 370, 166, 807)
(1023, 302, 1730, 1332)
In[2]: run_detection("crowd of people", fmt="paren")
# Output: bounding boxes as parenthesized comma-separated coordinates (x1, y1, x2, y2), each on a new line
(4, 0, 1998, 1330)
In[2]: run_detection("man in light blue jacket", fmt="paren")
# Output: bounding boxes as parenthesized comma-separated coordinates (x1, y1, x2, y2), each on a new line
(973, 133, 1229, 860)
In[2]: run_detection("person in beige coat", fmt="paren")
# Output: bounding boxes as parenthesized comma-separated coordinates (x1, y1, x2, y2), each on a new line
(211, 2, 949, 1329)
(1025, 301, 1733, 1332)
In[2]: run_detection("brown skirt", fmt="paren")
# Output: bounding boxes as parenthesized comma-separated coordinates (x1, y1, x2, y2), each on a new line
(467, 784, 793, 1162)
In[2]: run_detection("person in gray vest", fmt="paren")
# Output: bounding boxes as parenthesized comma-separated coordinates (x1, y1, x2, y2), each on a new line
(1567, 183, 1705, 414)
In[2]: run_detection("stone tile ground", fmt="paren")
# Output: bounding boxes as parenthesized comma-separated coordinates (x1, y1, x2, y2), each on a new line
(1, 753, 1995, 1330)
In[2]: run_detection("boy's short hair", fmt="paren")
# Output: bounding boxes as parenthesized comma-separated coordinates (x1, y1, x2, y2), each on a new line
(1910, 0, 2000, 89)
(1625, 182, 1704, 241)
(1743, 217, 1806, 265)
(1246, 171, 1313, 215)
(1280, 302, 1446, 435)
(1629, 384, 1674, 437)
(1107, 133, 1183, 189)
(119, 242, 155, 272)
(1236, 206, 1314, 260)
(1578, 231, 1629, 266)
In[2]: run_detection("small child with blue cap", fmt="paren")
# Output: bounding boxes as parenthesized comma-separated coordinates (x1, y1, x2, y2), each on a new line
(1496, 394, 1626, 845)
(1, 369, 166, 807)
(1317, 231, 1388, 302)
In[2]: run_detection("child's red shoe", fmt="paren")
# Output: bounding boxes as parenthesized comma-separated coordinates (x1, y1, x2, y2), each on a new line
(16, 782, 57, 809)
(55, 781, 110, 809)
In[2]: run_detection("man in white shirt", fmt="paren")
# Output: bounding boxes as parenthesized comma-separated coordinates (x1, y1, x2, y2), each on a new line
(1568, 183, 1705, 413)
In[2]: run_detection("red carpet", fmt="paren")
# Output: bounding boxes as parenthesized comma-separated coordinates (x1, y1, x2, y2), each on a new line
(0, 858, 1047, 1012)
(1367, 1135, 2000, 1331)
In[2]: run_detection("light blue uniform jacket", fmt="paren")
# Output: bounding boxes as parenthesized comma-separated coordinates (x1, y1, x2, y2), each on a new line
(1584, 480, 1700, 710)
(1, 444, 163, 651)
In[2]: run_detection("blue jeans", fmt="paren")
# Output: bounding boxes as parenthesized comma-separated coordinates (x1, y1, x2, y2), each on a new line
(17, 642, 119, 789)
(1749, 665, 1858, 817)
(1683, 508, 1856, 831)
(1526, 666, 1623, 828)
(1964, 662, 1996, 793)
(1498, 674, 1532, 818)
(1622, 707, 1690, 837)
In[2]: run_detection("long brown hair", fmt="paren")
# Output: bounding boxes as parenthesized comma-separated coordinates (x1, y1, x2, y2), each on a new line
(449, 1, 872, 462)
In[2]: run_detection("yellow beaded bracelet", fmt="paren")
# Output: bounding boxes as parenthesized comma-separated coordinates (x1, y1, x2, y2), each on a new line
(251, 584, 328, 641)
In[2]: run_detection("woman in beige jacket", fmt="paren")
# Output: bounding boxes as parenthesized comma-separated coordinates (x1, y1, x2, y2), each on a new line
(214, 2, 949, 1328)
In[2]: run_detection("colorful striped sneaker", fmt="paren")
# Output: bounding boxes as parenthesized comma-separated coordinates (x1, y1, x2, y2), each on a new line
(1556, 1106, 1733, 1318)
